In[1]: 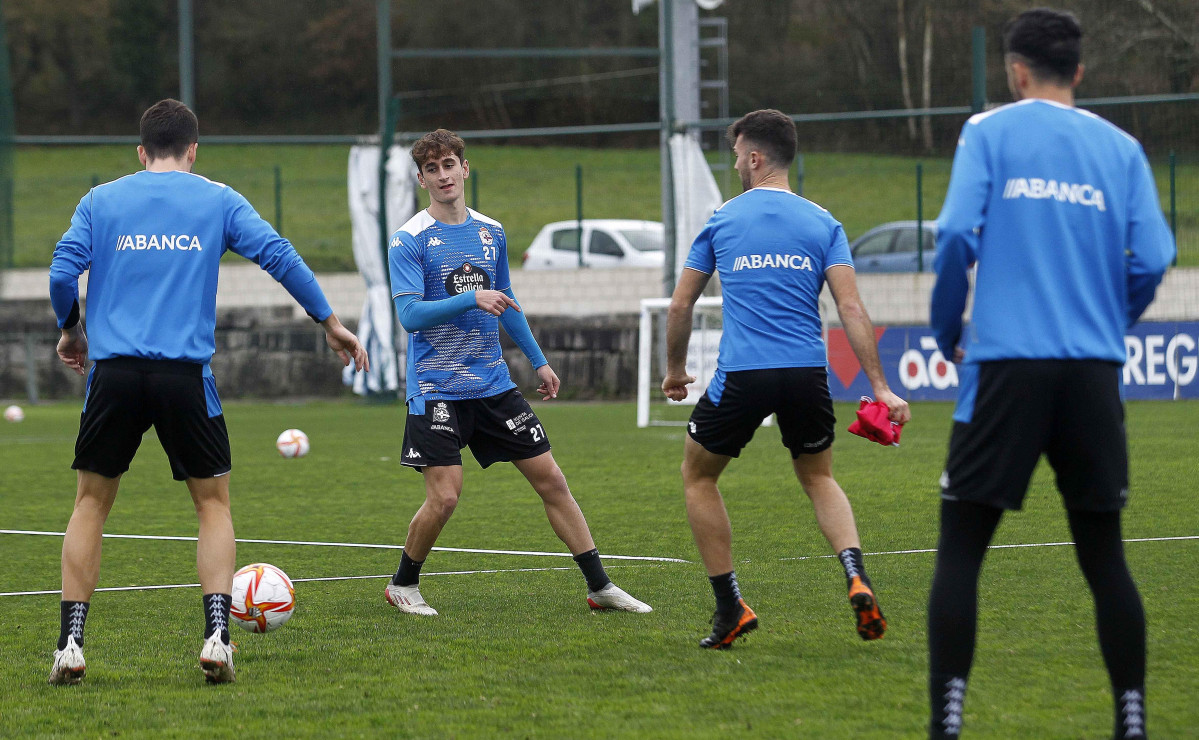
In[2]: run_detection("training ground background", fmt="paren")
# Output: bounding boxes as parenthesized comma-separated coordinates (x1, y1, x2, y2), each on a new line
(0, 399, 1196, 738)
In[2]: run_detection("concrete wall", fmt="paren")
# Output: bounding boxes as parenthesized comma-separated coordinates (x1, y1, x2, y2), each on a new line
(4, 265, 1198, 402)
(7, 265, 1197, 323)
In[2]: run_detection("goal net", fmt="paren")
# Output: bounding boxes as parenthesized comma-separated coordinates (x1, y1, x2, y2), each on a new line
(637, 296, 726, 427)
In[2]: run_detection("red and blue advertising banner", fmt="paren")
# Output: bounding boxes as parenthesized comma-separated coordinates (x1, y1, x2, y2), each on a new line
(826, 321, 1199, 402)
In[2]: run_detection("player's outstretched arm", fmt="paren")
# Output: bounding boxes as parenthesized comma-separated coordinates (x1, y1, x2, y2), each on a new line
(661, 268, 709, 401)
(56, 325, 88, 376)
(826, 265, 910, 425)
(321, 314, 369, 372)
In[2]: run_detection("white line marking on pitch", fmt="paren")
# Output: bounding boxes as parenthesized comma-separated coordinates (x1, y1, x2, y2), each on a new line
(0, 529, 689, 563)
(781, 534, 1199, 561)
(0, 564, 651, 598)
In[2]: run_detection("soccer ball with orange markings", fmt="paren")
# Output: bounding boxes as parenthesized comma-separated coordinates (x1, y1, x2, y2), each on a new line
(230, 563, 295, 633)
(275, 429, 310, 458)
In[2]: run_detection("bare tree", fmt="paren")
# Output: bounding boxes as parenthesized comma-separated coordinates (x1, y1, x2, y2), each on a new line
(896, 0, 917, 140)
(920, 1, 934, 151)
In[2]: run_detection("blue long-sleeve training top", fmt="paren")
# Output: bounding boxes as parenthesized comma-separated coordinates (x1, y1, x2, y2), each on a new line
(932, 99, 1175, 365)
(50, 170, 332, 364)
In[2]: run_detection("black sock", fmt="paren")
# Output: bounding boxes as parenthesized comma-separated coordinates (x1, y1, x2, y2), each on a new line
(928, 673, 968, 738)
(203, 593, 231, 644)
(573, 549, 610, 593)
(709, 571, 742, 616)
(1114, 687, 1146, 739)
(58, 600, 90, 650)
(837, 547, 871, 589)
(392, 552, 425, 587)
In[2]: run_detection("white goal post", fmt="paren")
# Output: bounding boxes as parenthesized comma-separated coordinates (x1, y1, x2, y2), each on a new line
(637, 296, 725, 427)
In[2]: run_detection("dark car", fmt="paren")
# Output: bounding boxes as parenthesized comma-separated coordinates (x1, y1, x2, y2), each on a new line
(849, 221, 937, 273)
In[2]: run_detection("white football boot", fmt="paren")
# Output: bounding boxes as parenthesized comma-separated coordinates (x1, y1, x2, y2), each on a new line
(587, 583, 653, 613)
(199, 632, 236, 684)
(384, 583, 438, 616)
(48, 635, 86, 686)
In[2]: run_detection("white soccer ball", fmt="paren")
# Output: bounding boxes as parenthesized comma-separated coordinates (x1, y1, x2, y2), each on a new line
(4, 405, 24, 423)
(230, 563, 296, 633)
(275, 428, 310, 458)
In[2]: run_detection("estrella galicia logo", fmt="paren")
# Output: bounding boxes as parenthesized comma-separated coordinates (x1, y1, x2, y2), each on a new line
(445, 261, 491, 295)
(478, 226, 494, 246)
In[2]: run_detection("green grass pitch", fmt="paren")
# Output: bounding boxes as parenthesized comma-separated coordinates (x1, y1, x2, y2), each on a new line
(1, 399, 1196, 738)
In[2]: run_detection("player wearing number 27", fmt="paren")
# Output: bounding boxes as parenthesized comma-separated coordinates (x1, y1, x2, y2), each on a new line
(384, 129, 650, 616)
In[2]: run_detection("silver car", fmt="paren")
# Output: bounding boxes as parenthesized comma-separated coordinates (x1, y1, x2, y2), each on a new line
(849, 221, 937, 273)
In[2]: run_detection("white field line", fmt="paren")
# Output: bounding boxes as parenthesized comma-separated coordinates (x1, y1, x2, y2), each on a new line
(0, 564, 648, 598)
(781, 534, 1199, 561)
(0, 529, 688, 563)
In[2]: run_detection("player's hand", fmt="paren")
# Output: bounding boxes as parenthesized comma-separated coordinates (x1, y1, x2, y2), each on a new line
(875, 387, 911, 425)
(952, 347, 965, 363)
(535, 364, 560, 400)
(322, 314, 370, 372)
(661, 371, 695, 402)
(57, 327, 88, 376)
(475, 290, 520, 317)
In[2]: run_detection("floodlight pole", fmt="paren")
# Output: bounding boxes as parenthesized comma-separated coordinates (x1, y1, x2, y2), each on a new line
(660, 0, 677, 297)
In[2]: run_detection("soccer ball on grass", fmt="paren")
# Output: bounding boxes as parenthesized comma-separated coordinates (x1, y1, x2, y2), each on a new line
(230, 563, 296, 633)
(276, 429, 310, 458)
(4, 405, 24, 423)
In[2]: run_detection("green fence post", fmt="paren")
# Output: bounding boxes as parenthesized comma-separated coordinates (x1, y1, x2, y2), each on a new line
(916, 162, 924, 272)
(470, 169, 478, 210)
(273, 165, 283, 235)
(971, 27, 987, 113)
(795, 153, 804, 197)
(1169, 151, 1177, 266)
(576, 164, 584, 268)
(91, 175, 99, 189)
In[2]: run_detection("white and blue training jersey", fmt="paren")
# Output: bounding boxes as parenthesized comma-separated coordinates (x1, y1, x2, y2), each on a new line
(49, 170, 332, 365)
(389, 209, 516, 403)
(684, 187, 854, 402)
(932, 99, 1175, 368)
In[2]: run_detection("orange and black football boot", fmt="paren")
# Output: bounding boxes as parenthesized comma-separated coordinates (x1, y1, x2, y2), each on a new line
(848, 576, 887, 640)
(699, 598, 758, 649)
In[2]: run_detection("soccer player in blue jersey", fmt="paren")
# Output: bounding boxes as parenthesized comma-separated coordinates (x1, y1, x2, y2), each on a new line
(662, 109, 910, 649)
(927, 10, 1174, 739)
(47, 99, 369, 686)
(383, 129, 650, 616)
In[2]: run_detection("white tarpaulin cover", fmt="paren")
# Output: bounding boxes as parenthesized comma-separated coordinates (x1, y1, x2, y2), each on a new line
(669, 133, 725, 277)
(345, 145, 418, 395)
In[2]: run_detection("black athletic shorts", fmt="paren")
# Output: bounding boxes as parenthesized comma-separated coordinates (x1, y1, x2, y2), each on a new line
(942, 359, 1128, 512)
(74, 357, 232, 481)
(688, 367, 836, 458)
(401, 388, 552, 469)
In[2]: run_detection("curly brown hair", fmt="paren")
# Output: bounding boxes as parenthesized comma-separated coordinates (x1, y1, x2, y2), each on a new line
(410, 129, 466, 169)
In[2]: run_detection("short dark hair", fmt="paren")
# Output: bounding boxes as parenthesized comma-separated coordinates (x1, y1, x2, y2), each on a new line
(139, 99, 198, 160)
(726, 109, 796, 168)
(411, 129, 466, 169)
(1003, 8, 1082, 86)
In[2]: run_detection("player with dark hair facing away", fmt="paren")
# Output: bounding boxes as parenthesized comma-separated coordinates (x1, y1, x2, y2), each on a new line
(662, 109, 910, 649)
(383, 128, 650, 617)
(48, 98, 369, 686)
(927, 9, 1174, 738)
